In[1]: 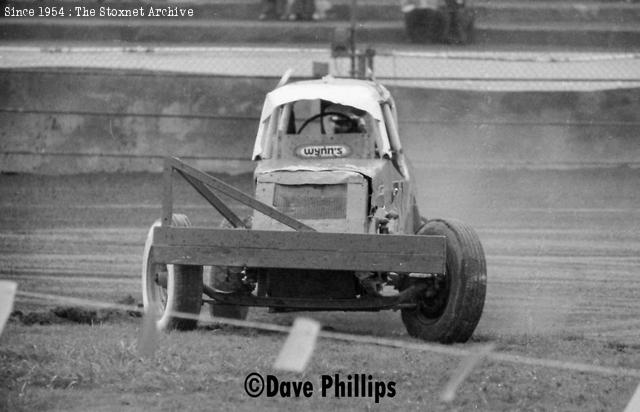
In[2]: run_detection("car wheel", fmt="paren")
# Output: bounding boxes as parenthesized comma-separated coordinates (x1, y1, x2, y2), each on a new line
(142, 214, 203, 331)
(401, 218, 486, 343)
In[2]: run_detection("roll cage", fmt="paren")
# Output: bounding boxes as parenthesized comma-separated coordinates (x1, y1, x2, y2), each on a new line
(252, 78, 403, 164)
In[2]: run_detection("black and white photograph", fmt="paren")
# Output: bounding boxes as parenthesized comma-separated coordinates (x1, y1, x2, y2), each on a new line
(1, 0, 639, 410)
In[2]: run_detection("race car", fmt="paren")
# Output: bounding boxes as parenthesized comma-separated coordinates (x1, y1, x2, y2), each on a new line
(142, 76, 486, 343)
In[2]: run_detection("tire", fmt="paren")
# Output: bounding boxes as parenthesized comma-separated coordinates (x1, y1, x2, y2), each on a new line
(142, 214, 203, 331)
(203, 219, 250, 320)
(401, 218, 486, 343)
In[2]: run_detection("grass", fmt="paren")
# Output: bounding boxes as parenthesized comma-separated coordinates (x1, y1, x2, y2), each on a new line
(1, 317, 639, 412)
(1, 321, 261, 411)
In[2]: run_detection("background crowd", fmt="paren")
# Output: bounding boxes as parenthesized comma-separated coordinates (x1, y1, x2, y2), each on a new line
(260, 0, 329, 21)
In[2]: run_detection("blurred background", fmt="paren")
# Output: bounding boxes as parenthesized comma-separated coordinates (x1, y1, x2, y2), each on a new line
(2, 3, 640, 411)
(1, 0, 639, 173)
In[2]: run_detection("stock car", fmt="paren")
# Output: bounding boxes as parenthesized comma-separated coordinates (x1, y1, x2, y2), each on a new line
(142, 76, 486, 343)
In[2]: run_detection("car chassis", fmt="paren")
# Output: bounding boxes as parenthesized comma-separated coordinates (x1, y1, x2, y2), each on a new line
(148, 157, 446, 313)
(143, 78, 486, 343)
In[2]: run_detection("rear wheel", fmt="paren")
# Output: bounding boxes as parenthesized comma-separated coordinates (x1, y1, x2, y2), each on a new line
(401, 218, 486, 343)
(142, 214, 203, 331)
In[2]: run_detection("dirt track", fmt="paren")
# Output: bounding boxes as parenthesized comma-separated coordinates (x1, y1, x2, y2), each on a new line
(1, 166, 639, 344)
(2, 166, 640, 411)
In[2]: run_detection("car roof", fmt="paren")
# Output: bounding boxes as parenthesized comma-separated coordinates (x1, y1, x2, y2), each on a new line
(258, 76, 392, 123)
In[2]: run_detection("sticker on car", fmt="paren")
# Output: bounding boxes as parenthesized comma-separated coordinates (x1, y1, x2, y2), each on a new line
(295, 144, 352, 159)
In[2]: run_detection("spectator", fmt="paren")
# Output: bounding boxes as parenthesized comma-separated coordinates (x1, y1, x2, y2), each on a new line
(441, 0, 464, 43)
(259, 0, 286, 20)
(286, 0, 316, 21)
(314, 0, 331, 20)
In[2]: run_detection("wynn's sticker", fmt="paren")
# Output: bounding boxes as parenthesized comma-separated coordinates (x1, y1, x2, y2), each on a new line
(295, 144, 351, 158)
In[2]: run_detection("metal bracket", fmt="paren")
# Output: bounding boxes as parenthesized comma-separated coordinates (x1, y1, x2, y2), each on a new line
(162, 157, 315, 232)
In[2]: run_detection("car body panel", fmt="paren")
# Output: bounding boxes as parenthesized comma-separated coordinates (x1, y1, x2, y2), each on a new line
(253, 77, 397, 161)
(252, 76, 420, 238)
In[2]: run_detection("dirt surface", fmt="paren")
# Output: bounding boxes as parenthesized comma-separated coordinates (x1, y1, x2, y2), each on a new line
(1, 166, 640, 410)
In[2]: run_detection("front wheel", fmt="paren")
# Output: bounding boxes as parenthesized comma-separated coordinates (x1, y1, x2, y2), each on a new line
(142, 214, 203, 331)
(401, 218, 486, 343)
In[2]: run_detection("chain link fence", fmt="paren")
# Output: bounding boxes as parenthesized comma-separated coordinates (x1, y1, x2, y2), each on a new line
(1, 44, 639, 172)
(2, 45, 640, 90)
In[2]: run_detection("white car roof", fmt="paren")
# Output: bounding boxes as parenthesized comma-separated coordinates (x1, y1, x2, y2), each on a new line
(258, 77, 391, 123)
(253, 77, 394, 160)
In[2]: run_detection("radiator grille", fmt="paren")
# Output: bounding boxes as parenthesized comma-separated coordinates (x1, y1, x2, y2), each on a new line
(273, 184, 347, 219)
